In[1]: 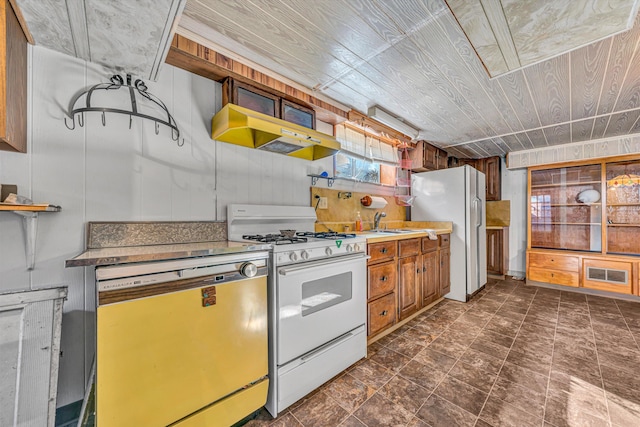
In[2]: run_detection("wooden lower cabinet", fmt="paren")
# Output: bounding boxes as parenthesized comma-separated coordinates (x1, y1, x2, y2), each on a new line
(487, 227, 509, 276)
(398, 255, 420, 320)
(367, 234, 451, 340)
(367, 293, 396, 336)
(439, 247, 451, 295)
(527, 249, 639, 296)
(398, 238, 421, 321)
(421, 250, 439, 306)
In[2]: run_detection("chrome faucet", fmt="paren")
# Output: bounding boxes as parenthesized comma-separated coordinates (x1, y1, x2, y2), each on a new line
(373, 211, 386, 231)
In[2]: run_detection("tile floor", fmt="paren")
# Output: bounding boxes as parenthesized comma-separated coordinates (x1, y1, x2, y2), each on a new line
(245, 278, 640, 426)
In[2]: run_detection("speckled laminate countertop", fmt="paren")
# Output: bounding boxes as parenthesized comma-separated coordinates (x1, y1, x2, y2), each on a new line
(65, 241, 273, 267)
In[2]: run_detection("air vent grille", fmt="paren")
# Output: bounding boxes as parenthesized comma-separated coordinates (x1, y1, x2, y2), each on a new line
(586, 267, 628, 285)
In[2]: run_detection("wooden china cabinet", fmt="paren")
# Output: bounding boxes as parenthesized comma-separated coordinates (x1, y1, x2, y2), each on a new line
(526, 156, 640, 296)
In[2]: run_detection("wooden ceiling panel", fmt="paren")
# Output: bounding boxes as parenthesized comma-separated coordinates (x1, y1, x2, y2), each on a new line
(410, 21, 512, 136)
(571, 118, 596, 142)
(16, 0, 640, 158)
(596, 13, 640, 115)
(604, 110, 640, 138)
(184, 1, 351, 88)
(436, 11, 524, 134)
(543, 124, 571, 146)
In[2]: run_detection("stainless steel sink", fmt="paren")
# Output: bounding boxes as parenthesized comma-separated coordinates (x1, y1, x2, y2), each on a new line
(371, 229, 419, 234)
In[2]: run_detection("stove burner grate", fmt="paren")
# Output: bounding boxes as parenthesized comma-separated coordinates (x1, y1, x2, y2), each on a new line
(296, 231, 356, 240)
(242, 234, 309, 245)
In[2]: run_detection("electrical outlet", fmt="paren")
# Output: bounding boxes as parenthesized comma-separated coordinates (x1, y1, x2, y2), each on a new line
(318, 197, 328, 209)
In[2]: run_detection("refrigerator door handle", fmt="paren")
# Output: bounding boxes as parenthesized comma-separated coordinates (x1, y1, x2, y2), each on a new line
(476, 197, 482, 227)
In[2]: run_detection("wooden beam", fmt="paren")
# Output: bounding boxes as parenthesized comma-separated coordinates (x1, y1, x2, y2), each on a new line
(166, 34, 348, 125)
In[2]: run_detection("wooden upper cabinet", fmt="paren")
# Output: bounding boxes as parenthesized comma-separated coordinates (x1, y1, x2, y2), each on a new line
(484, 156, 501, 201)
(454, 157, 501, 200)
(0, 0, 27, 153)
(409, 141, 447, 172)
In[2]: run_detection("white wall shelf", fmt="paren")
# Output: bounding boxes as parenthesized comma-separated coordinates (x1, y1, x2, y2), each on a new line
(0, 204, 62, 270)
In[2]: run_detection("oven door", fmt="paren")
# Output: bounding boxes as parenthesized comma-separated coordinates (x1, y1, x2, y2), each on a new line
(276, 253, 367, 365)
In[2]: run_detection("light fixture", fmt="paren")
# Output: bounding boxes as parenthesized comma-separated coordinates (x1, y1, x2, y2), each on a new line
(367, 106, 420, 140)
(607, 174, 640, 188)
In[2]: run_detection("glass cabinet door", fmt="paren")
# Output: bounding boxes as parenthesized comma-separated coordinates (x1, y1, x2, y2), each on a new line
(606, 160, 640, 255)
(530, 164, 602, 251)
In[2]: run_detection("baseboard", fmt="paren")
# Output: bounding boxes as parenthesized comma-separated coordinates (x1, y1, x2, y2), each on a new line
(526, 279, 640, 302)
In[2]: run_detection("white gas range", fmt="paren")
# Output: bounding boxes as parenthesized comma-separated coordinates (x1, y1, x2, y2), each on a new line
(228, 204, 368, 417)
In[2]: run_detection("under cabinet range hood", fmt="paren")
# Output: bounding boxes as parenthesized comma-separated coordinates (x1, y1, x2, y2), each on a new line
(212, 104, 340, 160)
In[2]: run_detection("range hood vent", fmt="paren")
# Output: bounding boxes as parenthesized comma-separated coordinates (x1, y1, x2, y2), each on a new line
(211, 104, 340, 160)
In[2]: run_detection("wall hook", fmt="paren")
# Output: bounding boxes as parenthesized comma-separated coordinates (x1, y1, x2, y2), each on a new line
(64, 115, 76, 130)
(155, 122, 160, 135)
(78, 113, 84, 127)
(101, 112, 106, 126)
(129, 114, 133, 129)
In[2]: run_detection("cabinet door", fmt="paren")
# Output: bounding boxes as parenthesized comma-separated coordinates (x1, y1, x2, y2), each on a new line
(486, 229, 503, 275)
(485, 156, 501, 201)
(398, 255, 420, 320)
(423, 143, 438, 170)
(421, 251, 439, 307)
(0, 0, 27, 153)
(436, 149, 448, 170)
(439, 248, 451, 296)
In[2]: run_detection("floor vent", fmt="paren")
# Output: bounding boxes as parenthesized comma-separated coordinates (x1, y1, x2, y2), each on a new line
(586, 267, 628, 284)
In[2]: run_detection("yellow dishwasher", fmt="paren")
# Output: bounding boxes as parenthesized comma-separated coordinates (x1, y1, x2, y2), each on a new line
(95, 251, 270, 427)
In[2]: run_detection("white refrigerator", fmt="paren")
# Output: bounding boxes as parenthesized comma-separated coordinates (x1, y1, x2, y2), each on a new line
(411, 165, 487, 302)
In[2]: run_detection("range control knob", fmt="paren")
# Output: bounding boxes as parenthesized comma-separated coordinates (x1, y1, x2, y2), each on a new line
(346, 244, 354, 252)
(301, 250, 310, 260)
(325, 247, 333, 256)
(289, 252, 298, 262)
(354, 243, 361, 252)
(240, 262, 258, 278)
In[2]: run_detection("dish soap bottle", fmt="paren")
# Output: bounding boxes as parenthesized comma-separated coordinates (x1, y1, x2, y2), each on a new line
(355, 211, 363, 232)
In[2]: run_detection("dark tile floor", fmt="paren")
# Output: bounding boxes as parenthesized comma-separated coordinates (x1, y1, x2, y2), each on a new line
(245, 278, 640, 426)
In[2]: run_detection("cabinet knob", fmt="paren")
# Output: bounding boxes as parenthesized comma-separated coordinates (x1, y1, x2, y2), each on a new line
(381, 248, 388, 254)
(551, 273, 554, 277)
(423, 267, 427, 272)
(551, 259, 554, 262)
(381, 276, 388, 282)
(380, 310, 388, 316)
(417, 268, 421, 274)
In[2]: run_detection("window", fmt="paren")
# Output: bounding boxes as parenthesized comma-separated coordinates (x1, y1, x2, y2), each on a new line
(334, 124, 398, 185)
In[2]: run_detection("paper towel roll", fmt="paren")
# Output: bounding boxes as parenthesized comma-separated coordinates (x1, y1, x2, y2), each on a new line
(364, 196, 388, 209)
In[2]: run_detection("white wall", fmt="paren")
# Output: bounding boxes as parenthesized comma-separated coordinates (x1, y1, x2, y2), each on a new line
(501, 157, 528, 276)
(0, 46, 342, 407)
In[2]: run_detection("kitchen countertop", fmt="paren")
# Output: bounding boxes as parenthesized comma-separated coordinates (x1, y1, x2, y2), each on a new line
(486, 225, 509, 230)
(361, 227, 452, 243)
(65, 241, 272, 267)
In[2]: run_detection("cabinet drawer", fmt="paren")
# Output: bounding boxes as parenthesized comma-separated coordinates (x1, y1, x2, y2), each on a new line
(528, 268, 579, 287)
(367, 293, 396, 337)
(368, 241, 397, 263)
(529, 253, 579, 272)
(398, 238, 420, 257)
(439, 234, 450, 248)
(421, 237, 438, 253)
(367, 262, 397, 300)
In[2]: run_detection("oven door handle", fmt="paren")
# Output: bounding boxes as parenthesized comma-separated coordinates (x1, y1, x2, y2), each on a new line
(278, 253, 369, 276)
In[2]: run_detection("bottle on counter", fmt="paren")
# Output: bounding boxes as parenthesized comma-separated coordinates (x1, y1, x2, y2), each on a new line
(355, 211, 363, 232)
